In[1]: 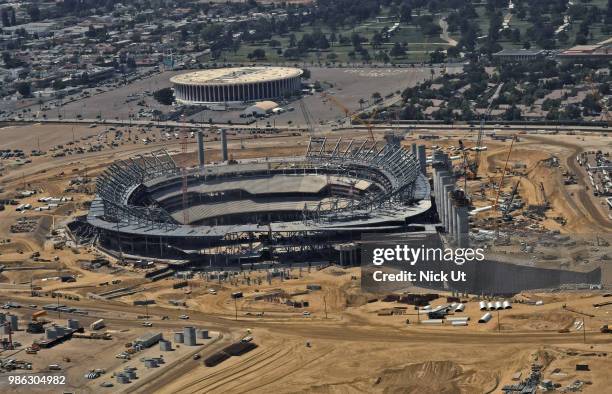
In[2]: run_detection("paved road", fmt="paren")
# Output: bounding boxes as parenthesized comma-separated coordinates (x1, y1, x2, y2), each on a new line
(2, 118, 610, 133)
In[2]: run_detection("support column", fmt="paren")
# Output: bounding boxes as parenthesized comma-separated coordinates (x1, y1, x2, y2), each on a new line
(417, 145, 427, 176)
(197, 130, 205, 167)
(455, 204, 470, 248)
(221, 128, 228, 161)
(450, 202, 457, 244)
(443, 183, 454, 234)
(440, 175, 452, 229)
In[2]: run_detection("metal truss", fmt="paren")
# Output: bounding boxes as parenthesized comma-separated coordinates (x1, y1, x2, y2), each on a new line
(95, 149, 179, 230)
(303, 137, 420, 223)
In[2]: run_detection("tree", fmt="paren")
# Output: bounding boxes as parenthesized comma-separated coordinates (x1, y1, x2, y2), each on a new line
(400, 1, 412, 22)
(390, 42, 406, 58)
(247, 48, 266, 60)
(581, 94, 602, 115)
(502, 105, 522, 121)
(52, 79, 66, 91)
(351, 33, 363, 51)
(15, 81, 31, 97)
(329, 31, 337, 46)
(27, 5, 40, 22)
(1, 8, 10, 27)
(153, 88, 174, 105)
(371, 32, 383, 49)
(562, 104, 582, 120)
(429, 49, 446, 64)
(301, 68, 311, 79)
(371, 92, 382, 101)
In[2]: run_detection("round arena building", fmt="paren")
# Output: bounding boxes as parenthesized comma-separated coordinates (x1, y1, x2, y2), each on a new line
(170, 67, 303, 105)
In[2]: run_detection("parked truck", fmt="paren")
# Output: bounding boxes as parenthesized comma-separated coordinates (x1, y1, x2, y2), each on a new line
(90, 319, 105, 330)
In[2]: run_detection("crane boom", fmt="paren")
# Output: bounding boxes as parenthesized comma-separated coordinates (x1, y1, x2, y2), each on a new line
(321, 92, 376, 141)
(299, 98, 314, 134)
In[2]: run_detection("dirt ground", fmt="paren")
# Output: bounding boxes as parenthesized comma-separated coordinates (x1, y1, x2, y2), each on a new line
(0, 122, 611, 393)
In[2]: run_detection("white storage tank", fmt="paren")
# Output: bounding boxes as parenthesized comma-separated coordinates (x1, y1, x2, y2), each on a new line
(46, 327, 57, 340)
(184, 326, 196, 346)
(494, 301, 503, 310)
(144, 359, 158, 368)
(160, 340, 172, 351)
(487, 302, 494, 310)
(502, 300, 512, 309)
(8, 314, 18, 331)
(479, 301, 487, 310)
(67, 319, 80, 330)
(478, 313, 492, 323)
(174, 332, 184, 343)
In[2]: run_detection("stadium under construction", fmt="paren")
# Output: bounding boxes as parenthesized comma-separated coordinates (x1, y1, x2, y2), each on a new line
(80, 134, 433, 264)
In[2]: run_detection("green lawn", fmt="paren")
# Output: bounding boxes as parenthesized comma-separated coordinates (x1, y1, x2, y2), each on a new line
(206, 7, 449, 64)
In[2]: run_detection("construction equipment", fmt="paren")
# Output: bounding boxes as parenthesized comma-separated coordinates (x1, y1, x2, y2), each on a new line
(321, 92, 350, 119)
(501, 180, 520, 219)
(322, 92, 376, 141)
(180, 130, 189, 224)
(299, 98, 315, 134)
(462, 83, 504, 180)
(32, 310, 47, 321)
(493, 136, 517, 211)
(601, 324, 611, 333)
(352, 107, 379, 141)
(539, 182, 548, 207)
(0, 322, 14, 350)
(492, 136, 517, 239)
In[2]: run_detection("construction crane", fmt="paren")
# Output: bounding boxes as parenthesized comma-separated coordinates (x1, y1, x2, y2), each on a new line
(493, 135, 516, 239)
(352, 107, 379, 141)
(299, 98, 315, 134)
(461, 83, 504, 181)
(180, 130, 190, 224)
(321, 91, 350, 120)
(493, 135, 516, 212)
(539, 181, 548, 207)
(502, 180, 520, 218)
(322, 92, 376, 141)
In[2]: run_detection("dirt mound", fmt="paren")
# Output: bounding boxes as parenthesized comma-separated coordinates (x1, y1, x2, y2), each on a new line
(304, 361, 496, 394)
(504, 311, 574, 330)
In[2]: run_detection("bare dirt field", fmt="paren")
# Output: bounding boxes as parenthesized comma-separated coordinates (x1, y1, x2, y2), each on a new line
(0, 121, 610, 393)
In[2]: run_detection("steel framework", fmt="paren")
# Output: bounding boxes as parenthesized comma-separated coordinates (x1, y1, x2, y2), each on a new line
(95, 149, 179, 230)
(93, 139, 423, 232)
(303, 137, 420, 223)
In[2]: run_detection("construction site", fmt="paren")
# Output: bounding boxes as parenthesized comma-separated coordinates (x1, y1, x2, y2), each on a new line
(0, 82, 611, 392)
